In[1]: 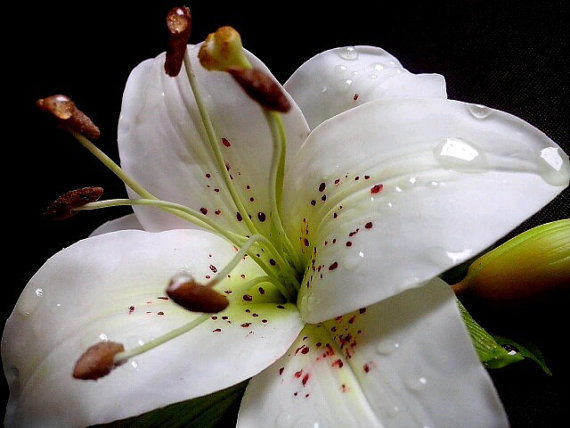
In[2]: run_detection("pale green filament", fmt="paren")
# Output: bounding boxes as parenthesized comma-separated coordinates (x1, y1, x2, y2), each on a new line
(114, 313, 211, 365)
(182, 51, 258, 237)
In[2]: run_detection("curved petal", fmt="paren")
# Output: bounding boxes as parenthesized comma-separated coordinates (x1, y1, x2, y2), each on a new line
(284, 46, 446, 129)
(282, 98, 569, 322)
(118, 44, 310, 234)
(237, 278, 507, 427)
(89, 213, 143, 236)
(2, 229, 303, 427)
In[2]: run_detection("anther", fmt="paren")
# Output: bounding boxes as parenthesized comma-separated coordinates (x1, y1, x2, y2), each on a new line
(198, 26, 251, 71)
(167, 273, 229, 313)
(227, 67, 291, 113)
(164, 6, 192, 77)
(44, 187, 104, 220)
(73, 341, 125, 380)
(36, 95, 100, 140)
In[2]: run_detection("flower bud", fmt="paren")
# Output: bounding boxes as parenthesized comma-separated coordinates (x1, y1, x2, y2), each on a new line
(198, 26, 251, 71)
(454, 219, 570, 306)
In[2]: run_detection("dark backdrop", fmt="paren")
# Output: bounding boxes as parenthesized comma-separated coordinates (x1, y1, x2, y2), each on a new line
(4, 1, 568, 426)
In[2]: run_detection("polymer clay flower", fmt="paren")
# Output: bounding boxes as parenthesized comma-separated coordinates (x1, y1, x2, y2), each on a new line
(3, 7, 568, 427)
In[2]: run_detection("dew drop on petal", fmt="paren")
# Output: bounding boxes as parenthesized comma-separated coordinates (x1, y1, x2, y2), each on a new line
(468, 104, 491, 119)
(35, 288, 43, 297)
(337, 46, 359, 61)
(376, 338, 400, 355)
(434, 137, 488, 172)
(537, 146, 570, 186)
(405, 375, 428, 392)
(276, 412, 294, 428)
(334, 64, 348, 73)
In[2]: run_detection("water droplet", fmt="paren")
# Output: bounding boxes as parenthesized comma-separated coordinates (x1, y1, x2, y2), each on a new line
(129, 360, 140, 371)
(342, 252, 364, 270)
(387, 405, 400, 417)
(126, 336, 147, 348)
(337, 46, 359, 61)
(35, 288, 43, 297)
(428, 180, 440, 189)
(406, 376, 428, 391)
(377, 339, 400, 355)
(350, 70, 359, 77)
(468, 104, 491, 119)
(434, 137, 488, 171)
(369, 73, 378, 80)
(537, 147, 570, 186)
(370, 63, 384, 71)
(276, 412, 294, 428)
(334, 64, 347, 73)
(320, 86, 328, 93)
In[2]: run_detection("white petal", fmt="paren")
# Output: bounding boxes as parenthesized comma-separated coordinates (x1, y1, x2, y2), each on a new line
(118, 45, 309, 234)
(282, 98, 569, 322)
(284, 46, 446, 129)
(238, 279, 507, 427)
(89, 213, 143, 236)
(2, 229, 303, 427)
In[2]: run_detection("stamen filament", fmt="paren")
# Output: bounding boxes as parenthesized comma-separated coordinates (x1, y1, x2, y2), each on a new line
(71, 131, 155, 200)
(182, 51, 258, 236)
(113, 314, 211, 365)
(265, 110, 304, 272)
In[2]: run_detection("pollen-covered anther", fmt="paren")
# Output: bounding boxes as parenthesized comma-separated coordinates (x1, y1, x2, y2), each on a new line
(227, 67, 291, 113)
(167, 273, 229, 313)
(36, 94, 100, 140)
(164, 6, 192, 77)
(43, 186, 104, 220)
(73, 341, 125, 380)
(198, 26, 250, 71)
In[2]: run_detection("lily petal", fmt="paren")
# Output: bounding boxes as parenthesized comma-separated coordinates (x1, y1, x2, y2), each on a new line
(283, 98, 569, 322)
(89, 213, 143, 236)
(2, 229, 303, 427)
(284, 46, 447, 129)
(238, 278, 508, 427)
(118, 44, 309, 234)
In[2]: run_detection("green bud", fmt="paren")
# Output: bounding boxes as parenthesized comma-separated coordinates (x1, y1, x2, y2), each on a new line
(455, 219, 570, 306)
(198, 26, 251, 71)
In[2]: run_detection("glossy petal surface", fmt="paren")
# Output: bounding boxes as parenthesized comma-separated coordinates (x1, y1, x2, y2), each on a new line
(2, 230, 303, 427)
(282, 98, 569, 322)
(284, 46, 446, 129)
(118, 44, 309, 234)
(238, 279, 508, 427)
(89, 213, 143, 236)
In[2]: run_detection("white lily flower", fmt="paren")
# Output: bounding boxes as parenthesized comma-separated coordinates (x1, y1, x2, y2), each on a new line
(3, 10, 569, 427)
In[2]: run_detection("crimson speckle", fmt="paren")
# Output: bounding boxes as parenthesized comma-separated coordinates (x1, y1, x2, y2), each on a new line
(258, 287, 265, 294)
(211, 316, 218, 320)
(332, 359, 344, 368)
(353, 93, 359, 100)
(241, 323, 251, 328)
(279, 367, 284, 375)
(277, 305, 285, 309)
(269, 259, 276, 266)
(346, 241, 352, 247)
(209, 265, 217, 273)
(236, 212, 243, 221)
(157, 297, 169, 300)
(359, 308, 366, 314)
(335, 178, 340, 185)
(157, 311, 164, 316)
(294, 370, 303, 378)
(329, 262, 338, 270)
(321, 195, 326, 201)
(215, 209, 222, 215)
(128, 306, 135, 314)
(365, 222, 373, 229)
(221, 137, 231, 147)
(333, 213, 338, 219)
(205, 173, 211, 178)
(302, 347, 310, 354)
(363, 363, 370, 373)
(200, 207, 208, 215)
(364, 175, 370, 180)
(348, 315, 357, 324)
(262, 319, 268, 323)
(257, 212, 266, 222)
(310, 200, 316, 206)
(213, 328, 222, 332)
(242, 294, 253, 301)
(214, 188, 220, 192)
(302, 373, 310, 386)
(371, 184, 383, 194)
(304, 238, 310, 247)
(319, 182, 326, 192)
(355, 176, 360, 181)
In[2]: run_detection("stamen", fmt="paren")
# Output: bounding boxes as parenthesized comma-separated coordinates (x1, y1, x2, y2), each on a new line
(227, 67, 291, 113)
(44, 187, 104, 220)
(73, 341, 125, 380)
(164, 6, 192, 77)
(198, 26, 251, 71)
(36, 95, 100, 140)
(167, 273, 229, 313)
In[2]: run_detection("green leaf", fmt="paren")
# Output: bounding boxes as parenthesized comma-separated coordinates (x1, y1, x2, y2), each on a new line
(457, 299, 524, 369)
(93, 380, 247, 428)
(494, 336, 552, 375)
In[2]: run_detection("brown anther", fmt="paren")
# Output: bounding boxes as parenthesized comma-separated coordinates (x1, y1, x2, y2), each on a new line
(44, 187, 104, 220)
(167, 275, 229, 313)
(73, 341, 125, 380)
(164, 6, 192, 77)
(227, 67, 291, 113)
(36, 95, 100, 140)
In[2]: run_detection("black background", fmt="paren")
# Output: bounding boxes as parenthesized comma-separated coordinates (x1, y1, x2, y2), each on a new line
(4, 1, 568, 426)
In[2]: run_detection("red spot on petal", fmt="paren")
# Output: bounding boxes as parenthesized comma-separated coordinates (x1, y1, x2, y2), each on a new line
(319, 182, 326, 192)
(128, 305, 135, 314)
(213, 328, 222, 332)
(242, 294, 253, 301)
(363, 363, 370, 373)
(294, 370, 303, 378)
(329, 262, 338, 270)
(221, 137, 231, 147)
(302, 373, 310, 386)
(279, 367, 284, 375)
(365, 222, 373, 229)
(209, 265, 217, 273)
(371, 184, 383, 194)
(353, 93, 359, 100)
(332, 359, 344, 368)
(200, 207, 208, 215)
